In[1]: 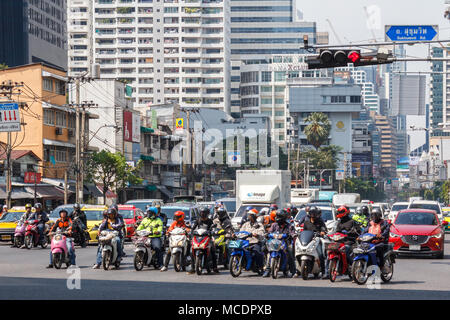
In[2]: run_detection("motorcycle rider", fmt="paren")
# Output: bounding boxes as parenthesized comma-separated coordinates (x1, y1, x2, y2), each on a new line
(263, 209, 296, 278)
(1, 205, 7, 218)
(92, 207, 125, 269)
(213, 207, 234, 268)
(239, 208, 265, 270)
(302, 206, 329, 279)
(239, 206, 255, 227)
(353, 206, 369, 228)
(188, 206, 219, 274)
(14, 204, 33, 248)
(70, 203, 88, 248)
(46, 209, 76, 268)
(161, 210, 191, 272)
(28, 203, 49, 246)
(361, 208, 390, 267)
(335, 205, 360, 264)
(136, 207, 164, 269)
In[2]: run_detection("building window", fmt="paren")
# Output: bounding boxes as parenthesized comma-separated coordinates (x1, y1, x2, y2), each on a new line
(44, 109, 54, 125)
(261, 98, 272, 105)
(55, 111, 66, 127)
(261, 71, 271, 82)
(12, 163, 21, 177)
(274, 72, 285, 82)
(350, 96, 361, 103)
(43, 78, 53, 92)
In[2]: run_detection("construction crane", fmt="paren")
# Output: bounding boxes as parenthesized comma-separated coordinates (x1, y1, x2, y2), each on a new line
(326, 19, 343, 44)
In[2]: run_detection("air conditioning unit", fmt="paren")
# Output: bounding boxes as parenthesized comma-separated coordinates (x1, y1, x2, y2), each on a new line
(55, 127, 63, 135)
(68, 129, 74, 137)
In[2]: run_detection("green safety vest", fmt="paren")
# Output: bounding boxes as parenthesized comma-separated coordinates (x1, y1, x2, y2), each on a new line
(137, 217, 163, 238)
(352, 214, 368, 227)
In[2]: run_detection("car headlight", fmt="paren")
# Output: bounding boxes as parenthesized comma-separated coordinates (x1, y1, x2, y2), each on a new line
(389, 232, 401, 238)
(431, 233, 443, 239)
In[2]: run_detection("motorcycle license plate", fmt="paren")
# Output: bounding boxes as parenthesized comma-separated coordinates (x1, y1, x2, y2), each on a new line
(409, 245, 421, 251)
(1, 235, 11, 240)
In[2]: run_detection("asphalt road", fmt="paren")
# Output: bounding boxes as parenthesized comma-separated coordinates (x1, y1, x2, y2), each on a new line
(0, 235, 449, 300)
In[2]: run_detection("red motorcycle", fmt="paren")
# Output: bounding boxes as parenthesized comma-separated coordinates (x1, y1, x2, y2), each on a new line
(24, 220, 49, 249)
(326, 232, 351, 282)
(191, 228, 213, 275)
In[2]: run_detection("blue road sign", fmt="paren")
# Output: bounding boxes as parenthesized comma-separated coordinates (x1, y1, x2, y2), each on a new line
(385, 25, 438, 42)
(0, 102, 21, 132)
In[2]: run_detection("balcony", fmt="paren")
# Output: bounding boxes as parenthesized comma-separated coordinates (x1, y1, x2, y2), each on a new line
(68, 25, 89, 33)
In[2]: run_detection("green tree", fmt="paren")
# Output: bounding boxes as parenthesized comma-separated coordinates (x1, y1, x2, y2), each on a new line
(344, 178, 386, 202)
(424, 189, 434, 200)
(0, 63, 8, 71)
(85, 150, 143, 203)
(303, 112, 331, 150)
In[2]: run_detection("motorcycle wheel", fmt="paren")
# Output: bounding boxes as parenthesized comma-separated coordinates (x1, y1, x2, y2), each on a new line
(329, 259, 338, 283)
(351, 260, 368, 285)
(230, 255, 242, 278)
(195, 253, 203, 275)
(102, 251, 111, 271)
(134, 251, 145, 271)
(14, 236, 22, 248)
(53, 253, 63, 269)
(271, 257, 280, 279)
(300, 260, 309, 280)
(114, 260, 120, 269)
(174, 252, 182, 272)
(381, 259, 394, 283)
(41, 236, 49, 249)
(24, 235, 33, 249)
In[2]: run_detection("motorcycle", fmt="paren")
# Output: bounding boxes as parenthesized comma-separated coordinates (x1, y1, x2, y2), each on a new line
(13, 221, 27, 248)
(133, 230, 159, 271)
(24, 220, 49, 249)
(326, 232, 351, 282)
(295, 230, 324, 280)
(213, 228, 228, 269)
(50, 230, 74, 269)
(191, 228, 213, 275)
(228, 231, 263, 277)
(71, 216, 89, 247)
(98, 230, 121, 270)
(266, 232, 288, 279)
(168, 227, 189, 272)
(351, 233, 396, 285)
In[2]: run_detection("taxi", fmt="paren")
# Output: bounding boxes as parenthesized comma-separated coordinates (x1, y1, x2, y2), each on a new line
(83, 205, 108, 244)
(0, 207, 31, 243)
(442, 207, 450, 232)
(118, 204, 144, 240)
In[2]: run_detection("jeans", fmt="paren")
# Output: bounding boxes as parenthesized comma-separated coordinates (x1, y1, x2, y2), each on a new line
(49, 238, 75, 265)
(96, 236, 123, 265)
(37, 223, 45, 244)
(287, 242, 296, 274)
(151, 237, 163, 266)
(249, 243, 263, 268)
(317, 240, 327, 274)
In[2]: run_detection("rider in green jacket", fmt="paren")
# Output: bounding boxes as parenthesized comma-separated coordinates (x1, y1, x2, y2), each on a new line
(136, 207, 164, 268)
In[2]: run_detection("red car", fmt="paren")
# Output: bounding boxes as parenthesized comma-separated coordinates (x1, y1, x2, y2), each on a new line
(389, 209, 448, 259)
(118, 205, 145, 240)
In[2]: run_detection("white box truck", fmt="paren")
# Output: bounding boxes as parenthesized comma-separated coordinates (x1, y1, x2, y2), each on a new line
(232, 170, 291, 229)
(291, 188, 319, 206)
(332, 193, 361, 207)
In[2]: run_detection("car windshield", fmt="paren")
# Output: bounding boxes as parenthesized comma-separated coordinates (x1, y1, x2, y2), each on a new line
(409, 203, 440, 214)
(50, 207, 74, 218)
(126, 202, 150, 212)
(222, 200, 236, 213)
(84, 210, 105, 221)
(119, 210, 135, 219)
(0, 212, 24, 222)
(395, 211, 438, 225)
(392, 204, 408, 211)
(161, 208, 190, 220)
(295, 209, 334, 222)
(235, 205, 269, 218)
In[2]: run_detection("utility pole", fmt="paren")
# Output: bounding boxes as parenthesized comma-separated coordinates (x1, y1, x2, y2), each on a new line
(75, 78, 81, 204)
(343, 152, 348, 193)
(295, 141, 300, 188)
(185, 109, 191, 195)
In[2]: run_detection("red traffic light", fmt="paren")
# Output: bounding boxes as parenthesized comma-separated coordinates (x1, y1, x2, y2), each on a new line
(348, 51, 361, 63)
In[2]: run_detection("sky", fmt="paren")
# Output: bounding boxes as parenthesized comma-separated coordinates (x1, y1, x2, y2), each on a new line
(298, 0, 450, 74)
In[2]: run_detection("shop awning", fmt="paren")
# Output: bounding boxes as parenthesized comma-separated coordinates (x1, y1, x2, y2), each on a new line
(24, 186, 66, 199)
(0, 186, 35, 199)
(157, 185, 173, 198)
(84, 184, 103, 198)
(43, 139, 76, 148)
(141, 126, 154, 133)
(140, 155, 155, 161)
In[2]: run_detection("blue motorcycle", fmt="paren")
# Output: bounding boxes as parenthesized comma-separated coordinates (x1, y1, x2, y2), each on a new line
(228, 231, 263, 277)
(351, 233, 396, 285)
(266, 232, 288, 279)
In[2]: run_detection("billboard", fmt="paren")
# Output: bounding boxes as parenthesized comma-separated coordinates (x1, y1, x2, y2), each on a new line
(124, 111, 141, 143)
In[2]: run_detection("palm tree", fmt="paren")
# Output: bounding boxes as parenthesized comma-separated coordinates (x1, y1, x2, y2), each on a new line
(303, 112, 331, 150)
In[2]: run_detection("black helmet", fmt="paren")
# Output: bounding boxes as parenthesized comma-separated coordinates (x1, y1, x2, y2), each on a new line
(309, 206, 322, 219)
(370, 210, 382, 224)
(110, 204, 119, 212)
(199, 206, 209, 219)
(107, 208, 117, 217)
(275, 209, 287, 223)
(59, 209, 68, 217)
(217, 207, 227, 219)
(360, 205, 370, 217)
(372, 207, 382, 215)
(73, 203, 81, 211)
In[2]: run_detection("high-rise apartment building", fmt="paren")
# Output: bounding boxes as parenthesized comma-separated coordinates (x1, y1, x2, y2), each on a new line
(67, 0, 231, 114)
(0, 0, 67, 70)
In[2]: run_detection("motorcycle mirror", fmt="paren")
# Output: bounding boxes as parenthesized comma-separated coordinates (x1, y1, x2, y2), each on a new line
(442, 221, 449, 226)
(137, 216, 142, 220)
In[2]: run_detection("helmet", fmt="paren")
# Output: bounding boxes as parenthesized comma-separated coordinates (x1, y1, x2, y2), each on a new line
(259, 207, 270, 216)
(270, 210, 277, 222)
(146, 207, 158, 218)
(107, 208, 117, 218)
(199, 206, 210, 219)
(336, 205, 350, 219)
(110, 204, 119, 212)
(270, 204, 278, 211)
(370, 209, 382, 224)
(275, 209, 287, 223)
(309, 206, 322, 219)
(217, 207, 228, 219)
(355, 207, 363, 215)
(245, 206, 254, 212)
(174, 210, 185, 221)
(248, 208, 258, 218)
(73, 203, 81, 211)
(25, 203, 32, 209)
(59, 209, 68, 217)
(360, 205, 370, 217)
(34, 203, 42, 210)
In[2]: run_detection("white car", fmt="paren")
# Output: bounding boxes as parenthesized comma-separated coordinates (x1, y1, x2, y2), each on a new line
(407, 200, 444, 223)
(388, 202, 410, 222)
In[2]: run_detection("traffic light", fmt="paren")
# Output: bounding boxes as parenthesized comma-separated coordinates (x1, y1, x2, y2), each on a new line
(306, 49, 392, 70)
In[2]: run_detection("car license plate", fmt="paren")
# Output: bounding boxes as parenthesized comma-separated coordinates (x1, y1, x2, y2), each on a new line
(409, 245, 421, 251)
(1, 235, 11, 240)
